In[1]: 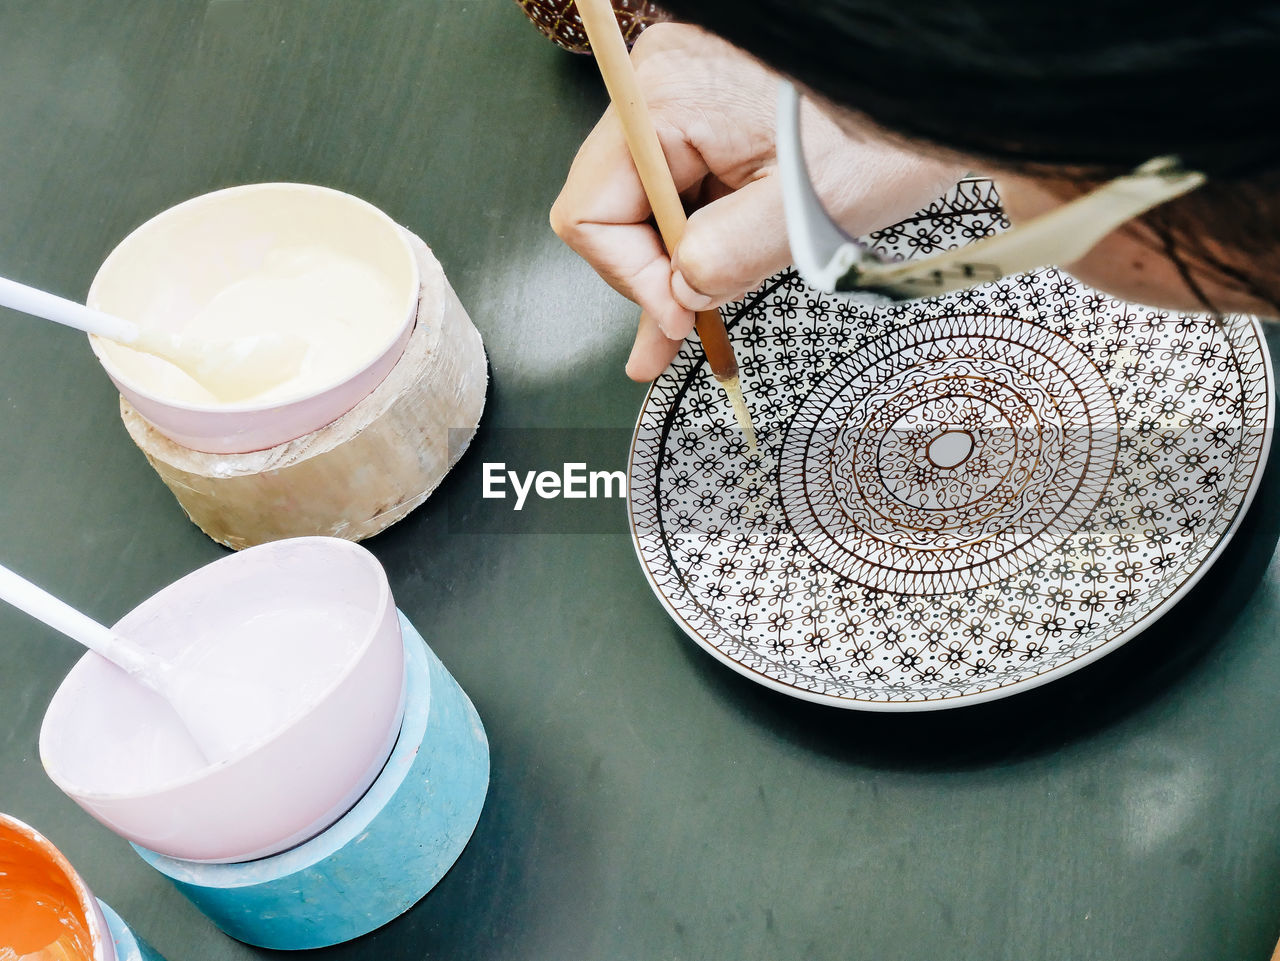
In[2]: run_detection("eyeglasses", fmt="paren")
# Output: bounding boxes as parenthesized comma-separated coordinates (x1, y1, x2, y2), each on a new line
(775, 80, 1206, 300)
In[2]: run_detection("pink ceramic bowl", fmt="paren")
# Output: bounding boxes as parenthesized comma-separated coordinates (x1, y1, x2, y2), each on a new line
(0, 813, 116, 961)
(87, 183, 419, 454)
(39, 537, 406, 863)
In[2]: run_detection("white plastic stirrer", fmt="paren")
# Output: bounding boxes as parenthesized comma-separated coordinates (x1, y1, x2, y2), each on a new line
(0, 560, 260, 763)
(0, 274, 306, 401)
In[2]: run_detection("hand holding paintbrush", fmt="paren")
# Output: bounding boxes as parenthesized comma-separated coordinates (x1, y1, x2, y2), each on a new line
(572, 0, 758, 451)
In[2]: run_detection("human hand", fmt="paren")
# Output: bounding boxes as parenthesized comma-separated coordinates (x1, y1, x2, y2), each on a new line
(551, 22, 966, 380)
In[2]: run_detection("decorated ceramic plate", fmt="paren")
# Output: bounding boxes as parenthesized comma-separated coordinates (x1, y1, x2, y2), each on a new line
(628, 179, 1274, 710)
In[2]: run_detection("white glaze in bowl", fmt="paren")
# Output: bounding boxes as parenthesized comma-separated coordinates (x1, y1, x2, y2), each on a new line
(39, 537, 406, 863)
(88, 183, 419, 453)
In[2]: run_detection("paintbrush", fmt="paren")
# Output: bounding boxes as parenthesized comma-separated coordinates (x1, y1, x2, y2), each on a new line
(573, 0, 758, 452)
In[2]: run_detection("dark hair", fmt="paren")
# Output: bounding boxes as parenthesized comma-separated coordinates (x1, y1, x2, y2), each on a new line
(657, 0, 1280, 179)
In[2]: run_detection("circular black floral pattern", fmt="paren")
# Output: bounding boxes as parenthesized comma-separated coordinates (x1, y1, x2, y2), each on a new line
(628, 179, 1274, 709)
(782, 314, 1118, 595)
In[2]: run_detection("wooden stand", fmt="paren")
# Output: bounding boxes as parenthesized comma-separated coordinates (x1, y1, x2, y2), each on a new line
(120, 233, 487, 550)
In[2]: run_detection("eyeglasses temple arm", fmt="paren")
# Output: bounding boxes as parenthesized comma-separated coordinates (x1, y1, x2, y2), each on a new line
(776, 81, 864, 291)
(776, 80, 1206, 299)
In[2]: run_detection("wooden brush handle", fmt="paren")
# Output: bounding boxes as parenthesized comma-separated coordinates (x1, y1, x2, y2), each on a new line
(575, 0, 739, 383)
(574, 0, 685, 248)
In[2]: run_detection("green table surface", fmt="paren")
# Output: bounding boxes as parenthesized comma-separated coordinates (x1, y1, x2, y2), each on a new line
(3, 4, 1280, 960)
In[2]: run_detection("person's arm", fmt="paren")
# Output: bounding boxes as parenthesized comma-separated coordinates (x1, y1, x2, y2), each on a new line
(551, 22, 964, 380)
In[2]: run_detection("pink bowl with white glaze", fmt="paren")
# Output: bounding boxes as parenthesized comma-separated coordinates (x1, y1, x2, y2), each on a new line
(87, 183, 419, 454)
(39, 537, 406, 863)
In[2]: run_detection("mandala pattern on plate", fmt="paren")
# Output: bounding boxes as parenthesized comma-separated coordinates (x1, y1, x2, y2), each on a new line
(780, 313, 1119, 595)
(628, 179, 1273, 709)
